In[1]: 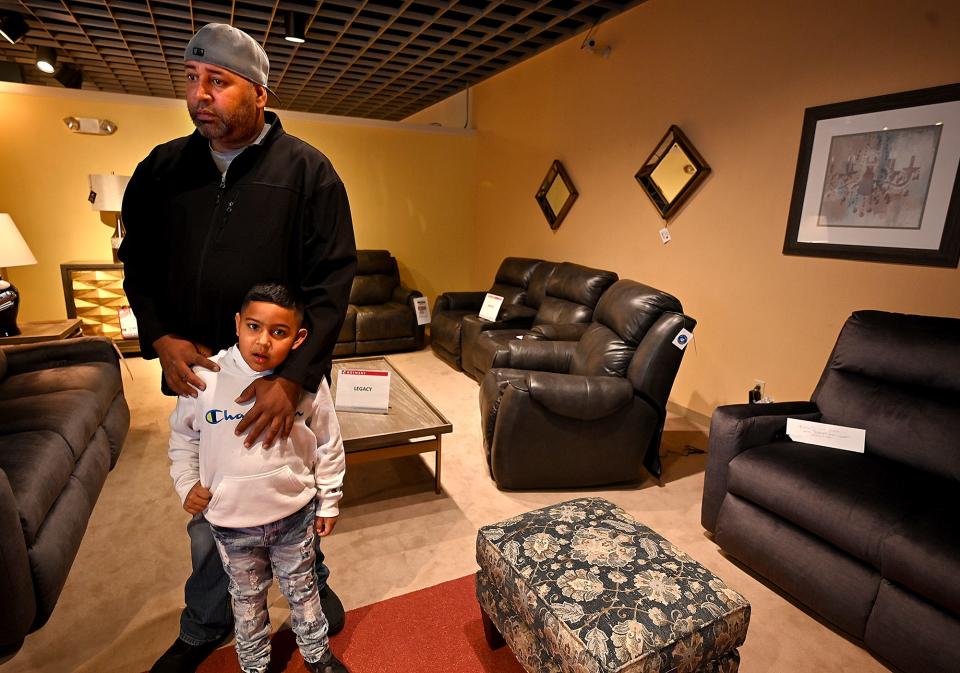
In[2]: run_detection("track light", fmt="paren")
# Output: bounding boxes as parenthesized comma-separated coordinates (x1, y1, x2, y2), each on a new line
(54, 62, 82, 89)
(284, 11, 306, 43)
(0, 11, 28, 44)
(36, 46, 57, 74)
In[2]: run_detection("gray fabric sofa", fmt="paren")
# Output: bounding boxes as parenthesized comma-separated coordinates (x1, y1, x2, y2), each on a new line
(701, 311, 960, 673)
(0, 337, 129, 654)
(334, 249, 424, 357)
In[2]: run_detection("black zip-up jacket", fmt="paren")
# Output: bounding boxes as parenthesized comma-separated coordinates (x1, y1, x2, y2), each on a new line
(119, 112, 357, 392)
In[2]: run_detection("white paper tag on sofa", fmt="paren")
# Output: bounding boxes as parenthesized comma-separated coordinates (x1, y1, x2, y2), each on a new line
(335, 369, 391, 414)
(413, 296, 431, 325)
(478, 293, 504, 322)
(786, 418, 865, 453)
(672, 328, 692, 350)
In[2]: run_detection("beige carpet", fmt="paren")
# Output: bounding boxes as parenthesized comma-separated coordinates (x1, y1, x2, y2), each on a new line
(1, 348, 891, 673)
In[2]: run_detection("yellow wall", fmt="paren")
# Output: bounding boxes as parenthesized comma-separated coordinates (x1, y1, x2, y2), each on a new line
(469, 0, 960, 416)
(0, 85, 477, 323)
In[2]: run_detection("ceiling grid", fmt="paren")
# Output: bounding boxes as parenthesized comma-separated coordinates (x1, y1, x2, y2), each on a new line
(1, 0, 643, 120)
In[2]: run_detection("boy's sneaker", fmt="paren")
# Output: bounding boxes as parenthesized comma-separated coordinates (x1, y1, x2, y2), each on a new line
(305, 650, 349, 673)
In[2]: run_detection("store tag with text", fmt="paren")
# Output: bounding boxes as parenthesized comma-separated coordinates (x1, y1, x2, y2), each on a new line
(335, 369, 391, 414)
(478, 293, 504, 322)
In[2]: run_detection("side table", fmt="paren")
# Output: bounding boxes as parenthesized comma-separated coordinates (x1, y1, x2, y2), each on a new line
(0, 318, 82, 345)
(60, 261, 140, 354)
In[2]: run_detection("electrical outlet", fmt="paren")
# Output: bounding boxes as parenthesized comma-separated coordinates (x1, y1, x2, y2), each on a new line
(753, 379, 766, 398)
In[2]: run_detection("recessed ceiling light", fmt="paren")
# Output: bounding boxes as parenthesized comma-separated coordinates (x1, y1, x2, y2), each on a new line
(0, 11, 28, 45)
(36, 46, 57, 74)
(285, 11, 306, 43)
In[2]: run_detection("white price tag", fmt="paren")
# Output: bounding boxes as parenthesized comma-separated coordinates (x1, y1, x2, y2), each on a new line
(335, 369, 391, 414)
(478, 293, 504, 322)
(413, 296, 431, 325)
(672, 328, 692, 350)
(118, 305, 139, 339)
(786, 418, 865, 453)
(659, 227, 672, 244)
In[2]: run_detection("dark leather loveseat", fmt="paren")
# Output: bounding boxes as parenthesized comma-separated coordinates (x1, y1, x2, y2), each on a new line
(334, 249, 424, 357)
(0, 337, 129, 654)
(702, 311, 960, 673)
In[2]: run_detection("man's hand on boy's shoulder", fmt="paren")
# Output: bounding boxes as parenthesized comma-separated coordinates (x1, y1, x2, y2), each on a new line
(184, 482, 212, 515)
(235, 376, 301, 448)
(315, 515, 338, 537)
(154, 334, 219, 398)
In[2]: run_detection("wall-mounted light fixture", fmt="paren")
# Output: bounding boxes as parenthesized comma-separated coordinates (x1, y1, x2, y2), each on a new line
(35, 45, 57, 73)
(0, 10, 28, 44)
(64, 117, 117, 135)
(54, 62, 82, 89)
(284, 11, 306, 43)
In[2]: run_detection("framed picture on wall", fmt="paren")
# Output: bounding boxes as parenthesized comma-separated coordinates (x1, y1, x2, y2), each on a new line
(783, 82, 960, 267)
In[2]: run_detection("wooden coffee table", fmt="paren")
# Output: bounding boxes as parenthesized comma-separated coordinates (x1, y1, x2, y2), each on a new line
(331, 356, 452, 494)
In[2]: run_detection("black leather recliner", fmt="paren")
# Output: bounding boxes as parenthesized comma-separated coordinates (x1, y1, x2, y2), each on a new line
(430, 257, 544, 370)
(702, 311, 960, 673)
(479, 280, 695, 489)
(462, 262, 618, 381)
(334, 250, 424, 356)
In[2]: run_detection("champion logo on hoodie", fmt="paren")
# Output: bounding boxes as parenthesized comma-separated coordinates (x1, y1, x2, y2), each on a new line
(205, 408, 304, 424)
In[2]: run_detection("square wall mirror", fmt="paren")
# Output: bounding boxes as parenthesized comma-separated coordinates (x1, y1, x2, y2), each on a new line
(536, 160, 578, 230)
(635, 125, 711, 219)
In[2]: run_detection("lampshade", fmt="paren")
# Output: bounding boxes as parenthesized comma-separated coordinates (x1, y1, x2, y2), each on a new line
(0, 213, 37, 268)
(88, 174, 130, 212)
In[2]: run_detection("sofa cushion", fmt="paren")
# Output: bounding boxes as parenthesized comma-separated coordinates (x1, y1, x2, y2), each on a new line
(0, 391, 103, 461)
(727, 442, 945, 567)
(0, 362, 120, 416)
(524, 262, 556, 310)
(813, 311, 960, 482)
(355, 303, 413, 342)
(350, 274, 395, 306)
(0, 431, 76, 546)
(355, 249, 395, 276)
(337, 305, 357, 343)
(881, 507, 960, 617)
(534, 262, 617, 326)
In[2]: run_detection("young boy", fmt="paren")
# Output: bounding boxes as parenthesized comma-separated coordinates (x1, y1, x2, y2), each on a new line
(168, 282, 349, 673)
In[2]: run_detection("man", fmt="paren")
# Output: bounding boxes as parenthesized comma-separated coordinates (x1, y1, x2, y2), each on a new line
(119, 23, 356, 673)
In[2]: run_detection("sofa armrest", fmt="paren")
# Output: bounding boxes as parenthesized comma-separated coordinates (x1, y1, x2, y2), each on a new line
(529, 323, 590, 341)
(492, 339, 575, 373)
(0, 470, 35, 648)
(434, 291, 487, 313)
(391, 285, 422, 307)
(628, 312, 697, 411)
(525, 371, 634, 420)
(2, 337, 120, 377)
(497, 304, 537, 323)
(701, 401, 822, 533)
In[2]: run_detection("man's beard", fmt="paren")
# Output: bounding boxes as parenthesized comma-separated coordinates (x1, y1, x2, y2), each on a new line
(188, 97, 258, 142)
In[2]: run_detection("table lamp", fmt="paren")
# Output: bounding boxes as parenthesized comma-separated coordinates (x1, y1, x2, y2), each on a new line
(0, 213, 38, 337)
(88, 173, 130, 262)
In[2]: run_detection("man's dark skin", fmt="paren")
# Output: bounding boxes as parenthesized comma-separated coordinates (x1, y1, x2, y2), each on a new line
(156, 61, 298, 448)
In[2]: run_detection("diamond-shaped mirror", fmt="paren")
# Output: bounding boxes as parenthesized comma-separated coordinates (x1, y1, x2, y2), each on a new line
(635, 126, 710, 219)
(535, 160, 578, 230)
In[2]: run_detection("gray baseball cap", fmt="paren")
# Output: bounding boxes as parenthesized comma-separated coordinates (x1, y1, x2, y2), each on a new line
(184, 23, 280, 106)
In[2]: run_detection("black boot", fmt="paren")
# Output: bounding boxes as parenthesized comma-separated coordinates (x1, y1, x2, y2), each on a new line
(150, 636, 225, 673)
(318, 585, 345, 635)
(305, 650, 349, 673)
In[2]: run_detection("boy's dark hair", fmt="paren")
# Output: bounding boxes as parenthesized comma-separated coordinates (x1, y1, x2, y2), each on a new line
(241, 282, 304, 323)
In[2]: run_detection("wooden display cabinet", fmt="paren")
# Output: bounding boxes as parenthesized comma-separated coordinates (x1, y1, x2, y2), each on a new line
(60, 261, 140, 354)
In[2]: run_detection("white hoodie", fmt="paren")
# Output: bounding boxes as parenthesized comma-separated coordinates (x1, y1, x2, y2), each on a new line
(168, 346, 345, 528)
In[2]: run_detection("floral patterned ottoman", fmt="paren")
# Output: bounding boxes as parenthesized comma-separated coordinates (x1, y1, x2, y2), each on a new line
(476, 498, 750, 673)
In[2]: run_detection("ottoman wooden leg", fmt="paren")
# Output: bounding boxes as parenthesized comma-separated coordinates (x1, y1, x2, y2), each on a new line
(480, 606, 506, 650)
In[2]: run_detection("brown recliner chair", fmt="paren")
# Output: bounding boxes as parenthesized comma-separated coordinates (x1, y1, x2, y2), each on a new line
(430, 257, 544, 370)
(334, 250, 424, 356)
(462, 262, 618, 381)
(479, 280, 695, 490)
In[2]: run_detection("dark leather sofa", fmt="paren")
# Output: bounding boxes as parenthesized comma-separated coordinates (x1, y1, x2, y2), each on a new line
(461, 261, 618, 381)
(0, 337, 129, 654)
(430, 257, 543, 369)
(479, 280, 695, 489)
(701, 311, 960, 673)
(334, 249, 424, 357)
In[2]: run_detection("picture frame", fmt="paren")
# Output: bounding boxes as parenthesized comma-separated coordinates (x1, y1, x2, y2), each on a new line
(783, 83, 960, 267)
(635, 125, 711, 220)
(535, 160, 578, 230)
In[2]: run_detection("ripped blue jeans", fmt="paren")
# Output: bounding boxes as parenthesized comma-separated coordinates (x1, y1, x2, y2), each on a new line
(210, 503, 329, 673)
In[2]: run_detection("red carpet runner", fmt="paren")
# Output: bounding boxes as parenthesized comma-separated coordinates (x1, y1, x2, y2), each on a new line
(194, 575, 526, 673)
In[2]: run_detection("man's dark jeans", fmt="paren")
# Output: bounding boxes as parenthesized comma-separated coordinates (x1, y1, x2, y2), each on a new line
(179, 513, 330, 646)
